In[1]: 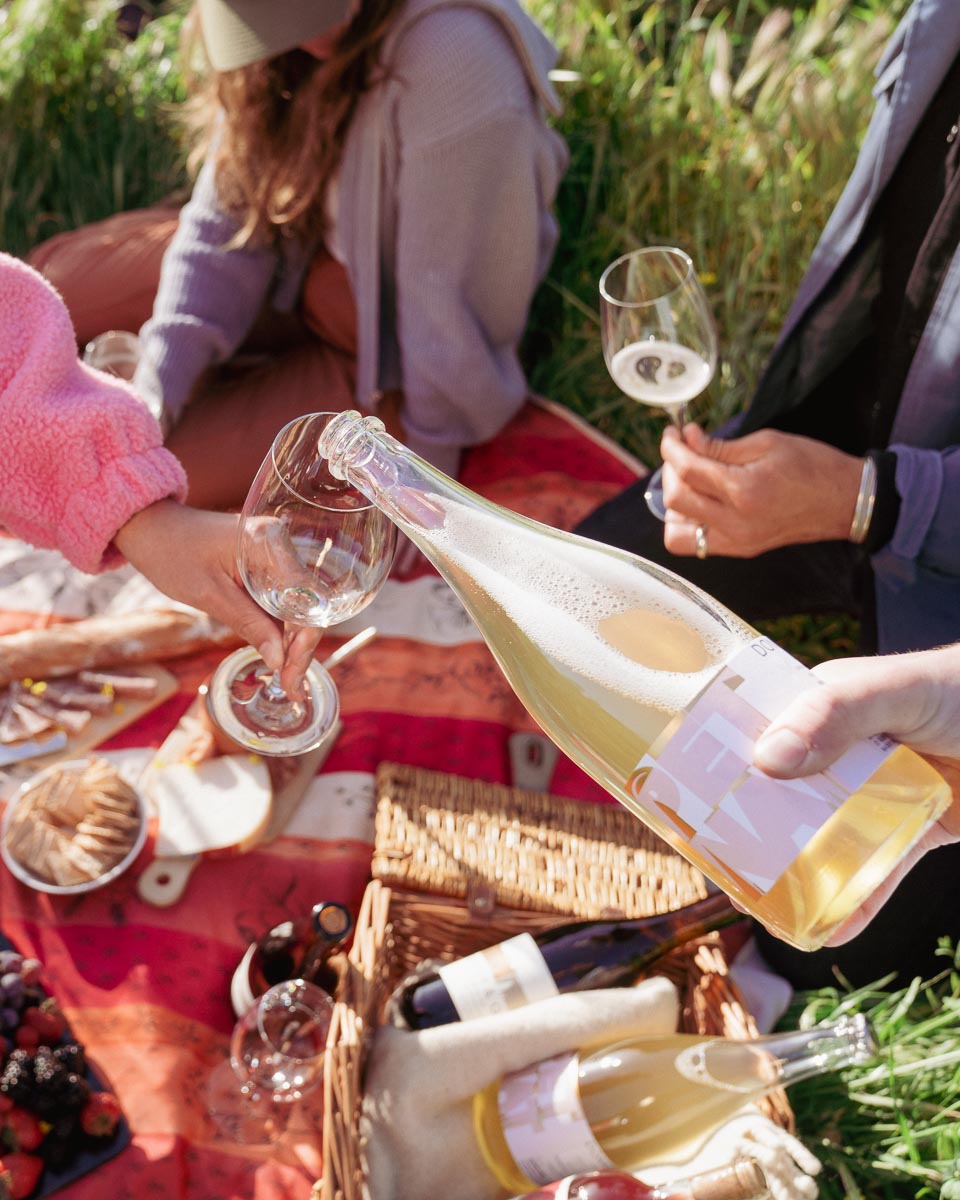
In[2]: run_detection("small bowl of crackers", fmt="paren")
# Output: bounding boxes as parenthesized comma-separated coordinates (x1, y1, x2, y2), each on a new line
(1, 756, 147, 894)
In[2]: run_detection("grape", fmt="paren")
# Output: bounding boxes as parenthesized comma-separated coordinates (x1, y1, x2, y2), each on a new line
(0, 1006, 19, 1031)
(0, 973, 24, 1008)
(0, 952, 23, 974)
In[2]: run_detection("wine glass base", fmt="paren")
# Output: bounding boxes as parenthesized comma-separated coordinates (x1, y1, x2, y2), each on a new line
(206, 646, 340, 757)
(205, 1058, 292, 1146)
(644, 466, 668, 522)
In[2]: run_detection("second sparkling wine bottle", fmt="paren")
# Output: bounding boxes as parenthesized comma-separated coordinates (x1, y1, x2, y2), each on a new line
(317, 412, 951, 951)
(397, 891, 739, 1029)
(474, 1014, 876, 1193)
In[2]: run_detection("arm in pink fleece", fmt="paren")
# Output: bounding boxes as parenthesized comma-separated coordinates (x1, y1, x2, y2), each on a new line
(0, 252, 187, 574)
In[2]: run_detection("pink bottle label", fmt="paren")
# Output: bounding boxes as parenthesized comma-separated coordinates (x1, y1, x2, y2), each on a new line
(499, 1052, 613, 1184)
(627, 637, 895, 894)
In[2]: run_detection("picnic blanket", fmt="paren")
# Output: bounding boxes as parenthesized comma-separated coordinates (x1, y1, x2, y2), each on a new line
(0, 397, 641, 1200)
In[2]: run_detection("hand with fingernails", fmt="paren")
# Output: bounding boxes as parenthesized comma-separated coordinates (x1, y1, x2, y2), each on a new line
(660, 423, 866, 559)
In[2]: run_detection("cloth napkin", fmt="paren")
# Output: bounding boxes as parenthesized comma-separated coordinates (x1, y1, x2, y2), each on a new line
(360, 979, 822, 1200)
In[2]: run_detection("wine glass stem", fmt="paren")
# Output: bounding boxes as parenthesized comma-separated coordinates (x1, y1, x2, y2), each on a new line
(667, 403, 687, 432)
(259, 624, 304, 700)
(246, 624, 316, 732)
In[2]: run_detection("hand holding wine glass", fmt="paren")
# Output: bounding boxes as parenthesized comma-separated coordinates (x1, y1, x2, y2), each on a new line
(599, 247, 718, 520)
(206, 411, 397, 756)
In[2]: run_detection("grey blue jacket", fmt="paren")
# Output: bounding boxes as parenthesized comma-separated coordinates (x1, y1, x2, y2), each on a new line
(134, 0, 568, 477)
(755, 0, 960, 653)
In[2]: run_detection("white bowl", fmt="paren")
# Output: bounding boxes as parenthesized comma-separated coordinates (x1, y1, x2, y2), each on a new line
(1, 758, 148, 895)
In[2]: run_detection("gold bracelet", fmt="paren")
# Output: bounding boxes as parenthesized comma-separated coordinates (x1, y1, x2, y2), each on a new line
(849, 454, 878, 544)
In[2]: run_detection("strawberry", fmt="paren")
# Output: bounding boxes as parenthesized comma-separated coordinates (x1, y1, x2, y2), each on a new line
(10, 1031, 37, 1055)
(79, 1092, 121, 1138)
(19, 1003, 63, 1046)
(0, 1151, 43, 1200)
(0, 1110, 42, 1153)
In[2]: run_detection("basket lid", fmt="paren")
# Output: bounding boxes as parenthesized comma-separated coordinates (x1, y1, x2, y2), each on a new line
(372, 762, 708, 919)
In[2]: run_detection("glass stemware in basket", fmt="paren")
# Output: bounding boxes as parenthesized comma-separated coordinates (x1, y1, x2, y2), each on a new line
(599, 246, 718, 520)
(206, 411, 397, 756)
(206, 978, 334, 1144)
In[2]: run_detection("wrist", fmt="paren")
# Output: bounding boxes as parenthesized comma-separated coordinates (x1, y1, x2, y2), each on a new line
(848, 454, 878, 544)
(113, 497, 180, 560)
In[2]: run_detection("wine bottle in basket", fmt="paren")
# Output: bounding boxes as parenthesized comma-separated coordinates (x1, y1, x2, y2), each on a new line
(396, 891, 740, 1029)
(518, 1158, 769, 1200)
(473, 1014, 875, 1193)
(232, 901, 352, 1015)
(316, 411, 951, 952)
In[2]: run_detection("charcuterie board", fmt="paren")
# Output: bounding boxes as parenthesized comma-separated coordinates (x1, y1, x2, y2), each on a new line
(0, 664, 178, 785)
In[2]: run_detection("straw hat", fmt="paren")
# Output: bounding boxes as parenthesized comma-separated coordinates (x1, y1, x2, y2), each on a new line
(196, 0, 354, 71)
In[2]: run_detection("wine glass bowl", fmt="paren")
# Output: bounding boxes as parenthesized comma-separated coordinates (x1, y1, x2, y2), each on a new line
(599, 247, 718, 519)
(207, 977, 334, 1144)
(230, 978, 333, 1104)
(206, 411, 397, 756)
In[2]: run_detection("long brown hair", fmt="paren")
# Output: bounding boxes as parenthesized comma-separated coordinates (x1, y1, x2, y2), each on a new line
(181, 0, 405, 247)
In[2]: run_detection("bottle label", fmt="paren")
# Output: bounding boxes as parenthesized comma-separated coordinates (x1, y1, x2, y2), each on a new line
(627, 637, 896, 894)
(498, 1052, 614, 1184)
(438, 932, 559, 1020)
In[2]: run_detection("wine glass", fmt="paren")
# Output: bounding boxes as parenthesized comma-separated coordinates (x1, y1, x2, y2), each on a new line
(599, 246, 718, 519)
(205, 411, 397, 756)
(206, 978, 334, 1145)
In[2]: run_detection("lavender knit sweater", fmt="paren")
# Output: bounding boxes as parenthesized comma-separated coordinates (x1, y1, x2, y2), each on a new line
(134, 0, 569, 477)
(0, 253, 187, 573)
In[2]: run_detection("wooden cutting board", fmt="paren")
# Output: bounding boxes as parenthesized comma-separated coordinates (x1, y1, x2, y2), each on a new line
(0, 663, 179, 786)
(136, 688, 341, 906)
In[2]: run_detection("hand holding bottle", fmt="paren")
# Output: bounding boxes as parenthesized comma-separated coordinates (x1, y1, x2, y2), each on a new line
(360, 979, 679, 1200)
(753, 643, 960, 944)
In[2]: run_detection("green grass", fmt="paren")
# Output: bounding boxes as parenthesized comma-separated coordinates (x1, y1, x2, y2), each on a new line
(0, 0, 908, 661)
(779, 943, 960, 1200)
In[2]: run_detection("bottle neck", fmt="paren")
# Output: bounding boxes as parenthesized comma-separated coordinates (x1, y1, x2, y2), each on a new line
(658, 1158, 768, 1200)
(318, 409, 463, 539)
(764, 1013, 876, 1088)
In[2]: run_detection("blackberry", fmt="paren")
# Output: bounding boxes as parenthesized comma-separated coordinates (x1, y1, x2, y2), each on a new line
(28, 1046, 87, 1118)
(57, 1071, 92, 1111)
(40, 1113, 81, 1170)
(0, 1048, 34, 1104)
(53, 1041, 86, 1076)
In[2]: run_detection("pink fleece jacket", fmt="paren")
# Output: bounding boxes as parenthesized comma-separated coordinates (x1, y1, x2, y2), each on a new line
(0, 253, 187, 574)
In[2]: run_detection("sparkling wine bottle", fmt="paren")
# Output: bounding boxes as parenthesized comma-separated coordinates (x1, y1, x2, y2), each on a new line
(474, 1014, 874, 1193)
(396, 891, 740, 1029)
(518, 1158, 769, 1200)
(316, 411, 951, 951)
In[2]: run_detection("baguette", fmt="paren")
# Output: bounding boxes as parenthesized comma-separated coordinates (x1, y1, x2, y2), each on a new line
(0, 609, 241, 687)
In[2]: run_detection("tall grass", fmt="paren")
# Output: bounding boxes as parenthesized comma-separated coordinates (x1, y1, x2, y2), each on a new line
(525, 0, 908, 464)
(0, 0, 188, 252)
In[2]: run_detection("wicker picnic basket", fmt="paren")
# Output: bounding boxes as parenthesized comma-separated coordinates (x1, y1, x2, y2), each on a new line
(316, 762, 792, 1200)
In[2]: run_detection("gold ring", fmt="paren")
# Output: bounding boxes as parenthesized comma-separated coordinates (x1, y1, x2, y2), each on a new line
(695, 525, 708, 560)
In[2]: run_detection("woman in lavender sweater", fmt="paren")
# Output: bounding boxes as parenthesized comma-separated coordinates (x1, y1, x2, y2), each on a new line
(29, 0, 569, 509)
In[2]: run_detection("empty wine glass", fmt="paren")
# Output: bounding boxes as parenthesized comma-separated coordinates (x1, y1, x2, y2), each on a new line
(600, 246, 718, 519)
(205, 411, 397, 756)
(206, 978, 334, 1145)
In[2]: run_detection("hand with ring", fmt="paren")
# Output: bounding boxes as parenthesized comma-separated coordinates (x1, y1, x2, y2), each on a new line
(660, 423, 866, 558)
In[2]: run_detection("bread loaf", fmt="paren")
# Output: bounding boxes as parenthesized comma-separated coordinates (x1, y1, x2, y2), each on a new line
(0, 610, 241, 687)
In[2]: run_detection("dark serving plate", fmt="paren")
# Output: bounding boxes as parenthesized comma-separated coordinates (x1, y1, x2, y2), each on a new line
(0, 933, 131, 1196)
